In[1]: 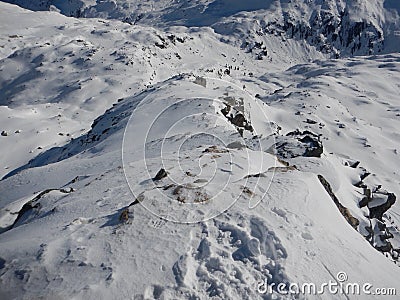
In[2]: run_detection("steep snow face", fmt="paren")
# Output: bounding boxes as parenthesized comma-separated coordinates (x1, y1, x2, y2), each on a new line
(4, 0, 400, 56)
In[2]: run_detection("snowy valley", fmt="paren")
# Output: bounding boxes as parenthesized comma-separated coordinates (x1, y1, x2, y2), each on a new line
(0, 1, 400, 299)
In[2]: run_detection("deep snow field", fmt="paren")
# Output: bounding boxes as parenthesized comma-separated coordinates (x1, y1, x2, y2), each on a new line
(0, 1, 400, 299)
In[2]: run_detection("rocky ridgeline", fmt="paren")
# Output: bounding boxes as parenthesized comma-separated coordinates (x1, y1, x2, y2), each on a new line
(271, 127, 398, 264)
(348, 162, 399, 263)
(262, 8, 384, 57)
(5, 0, 397, 59)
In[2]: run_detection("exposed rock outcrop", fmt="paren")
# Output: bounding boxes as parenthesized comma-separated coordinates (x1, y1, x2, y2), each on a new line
(275, 130, 323, 159)
(10, 188, 74, 230)
(343, 160, 399, 263)
(153, 168, 168, 181)
(220, 95, 253, 136)
(318, 174, 359, 229)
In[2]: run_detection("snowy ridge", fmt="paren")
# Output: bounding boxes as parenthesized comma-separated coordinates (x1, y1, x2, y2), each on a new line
(0, 1, 324, 179)
(0, 2, 399, 300)
(1, 71, 400, 299)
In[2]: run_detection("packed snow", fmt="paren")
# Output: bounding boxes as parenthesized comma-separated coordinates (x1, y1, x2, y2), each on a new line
(0, 1, 399, 299)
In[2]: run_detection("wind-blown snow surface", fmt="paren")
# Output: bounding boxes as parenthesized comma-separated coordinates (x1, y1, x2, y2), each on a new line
(0, 2, 400, 300)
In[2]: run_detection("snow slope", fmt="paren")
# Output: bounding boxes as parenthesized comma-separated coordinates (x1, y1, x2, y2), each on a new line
(0, 1, 326, 179)
(0, 1, 399, 300)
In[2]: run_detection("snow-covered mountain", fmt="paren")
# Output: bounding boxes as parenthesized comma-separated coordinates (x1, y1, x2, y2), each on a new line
(4, 0, 400, 57)
(0, 1, 399, 299)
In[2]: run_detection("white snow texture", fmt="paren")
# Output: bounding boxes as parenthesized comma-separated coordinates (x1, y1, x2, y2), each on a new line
(0, 1, 399, 299)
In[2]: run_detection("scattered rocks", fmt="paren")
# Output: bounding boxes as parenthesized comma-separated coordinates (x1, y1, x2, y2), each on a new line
(241, 186, 254, 196)
(275, 130, 323, 158)
(119, 194, 145, 224)
(345, 160, 399, 263)
(244, 172, 267, 178)
(220, 96, 254, 136)
(305, 118, 318, 124)
(365, 219, 395, 255)
(228, 113, 253, 133)
(349, 161, 360, 168)
(119, 209, 131, 223)
(153, 168, 168, 181)
(369, 192, 396, 221)
(299, 135, 323, 157)
(203, 145, 228, 154)
(171, 183, 210, 203)
(267, 165, 297, 173)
